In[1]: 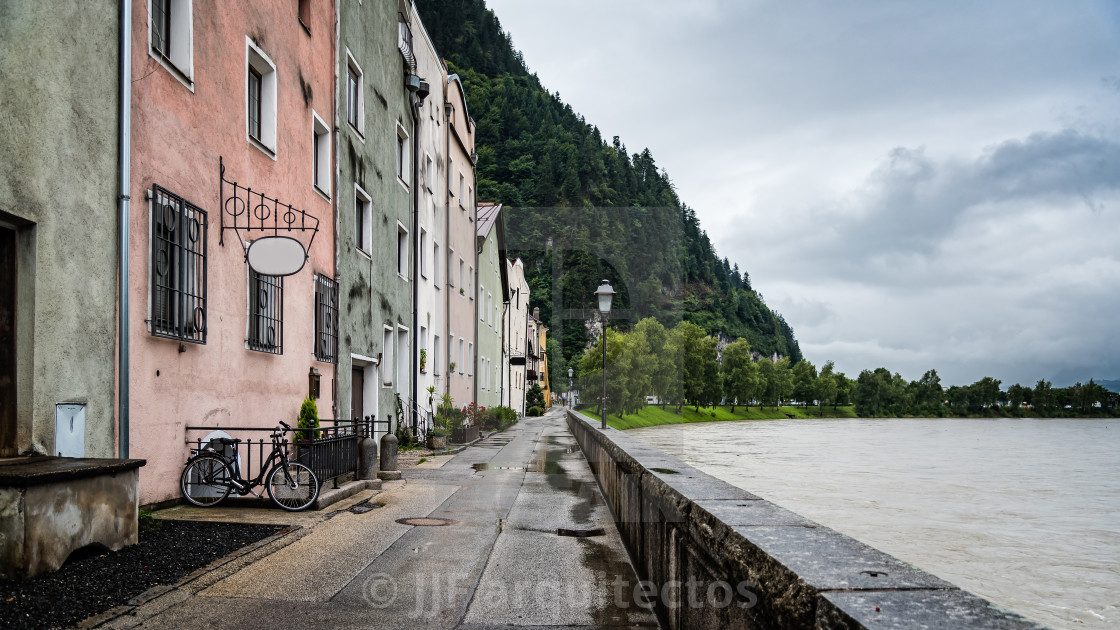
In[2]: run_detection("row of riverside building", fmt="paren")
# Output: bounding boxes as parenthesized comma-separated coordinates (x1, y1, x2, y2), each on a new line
(0, 0, 551, 506)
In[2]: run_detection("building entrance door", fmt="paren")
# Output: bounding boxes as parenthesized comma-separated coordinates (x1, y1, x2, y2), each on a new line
(0, 227, 16, 456)
(351, 367, 364, 421)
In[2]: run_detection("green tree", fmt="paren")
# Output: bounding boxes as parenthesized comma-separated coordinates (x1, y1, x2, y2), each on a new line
(699, 335, 722, 408)
(914, 369, 943, 410)
(634, 318, 672, 407)
(720, 339, 754, 412)
(792, 359, 817, 406)
(815, 361, 839, 415)
(756, 357, 775, 409)
(772, 357, 794, 407)
(1034, 379, 1053, 410)
(673, 321, 711, 411)
(972, 376, 1002, 409)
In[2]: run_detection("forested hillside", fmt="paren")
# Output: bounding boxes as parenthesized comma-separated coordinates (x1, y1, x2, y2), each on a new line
(417, 0, 801, 376)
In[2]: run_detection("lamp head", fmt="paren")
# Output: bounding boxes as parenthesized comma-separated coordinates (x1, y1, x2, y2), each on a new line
(594, 279, 615, 316)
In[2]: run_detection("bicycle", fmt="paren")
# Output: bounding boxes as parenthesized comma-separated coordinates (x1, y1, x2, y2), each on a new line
(180, 420, 320, 511)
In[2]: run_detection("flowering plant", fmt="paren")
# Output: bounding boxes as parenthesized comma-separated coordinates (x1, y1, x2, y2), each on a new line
(462, 402, 486, 427)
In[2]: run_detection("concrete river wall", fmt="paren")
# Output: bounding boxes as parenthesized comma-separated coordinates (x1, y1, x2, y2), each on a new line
(565, 410, 1046, 630)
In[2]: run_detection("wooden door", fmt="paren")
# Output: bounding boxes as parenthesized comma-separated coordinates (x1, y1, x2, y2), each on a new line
(0, 227, 16, 456)
(351, 367, 364, 421)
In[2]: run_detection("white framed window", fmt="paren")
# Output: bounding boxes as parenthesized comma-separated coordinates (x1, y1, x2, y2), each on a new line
(382, 326, 394, 386)
(425, 153, 434, 192)
(468, 266, 473, 298)
(433, 334, 441, 376)
(419, 229, 428, 279)
(420, 326, 428, 372)
(396, 123, 410, 185)
(433, 242, 441, 286)
(354, 184, 372, 255)
(458, 258, 465, 293)
(449, 249, 456, 288)
(345, 50, 364, 136)
(312, 111, 330, 198)
(458, 173, 465, 208)
(468, 186, 473, 214)
(459, 339, 465, 374)
(396, 326, 409, 396)
(487, 293, 493, 326)
(448, 160, 455, 198)
(246, 37, 277, 156)
(480, 292, 486, 321)
(397, 222, 409, 279)
(467, 343, 474, 376)
(449, 333, 455, 371)
(148, 0, 194, 87)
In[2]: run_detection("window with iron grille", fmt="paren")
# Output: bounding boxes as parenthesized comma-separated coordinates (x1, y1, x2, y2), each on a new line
(151, 185, 207, 343)
(248, 269, 283, 354)
(314, 274, 339, 363)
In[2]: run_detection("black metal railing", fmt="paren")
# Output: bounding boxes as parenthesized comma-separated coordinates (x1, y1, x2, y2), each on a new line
(398, 15, 415, 70)
(184, 417, 387, 494)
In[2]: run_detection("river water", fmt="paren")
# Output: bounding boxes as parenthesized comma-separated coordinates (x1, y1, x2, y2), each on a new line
(628, 417, 1119, 629)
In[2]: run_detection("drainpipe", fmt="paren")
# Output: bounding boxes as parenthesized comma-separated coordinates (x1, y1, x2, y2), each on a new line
(410, 91, 420, 430)
(442, 99, 451, 398)
(117, 0, 132, 458)
(332, 0, 341, 419)
(501, 301, 508, 407)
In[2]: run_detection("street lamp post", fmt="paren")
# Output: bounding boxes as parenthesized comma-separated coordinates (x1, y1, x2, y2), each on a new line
(568, 367, 573, 409)
(594, 279, 615, 430)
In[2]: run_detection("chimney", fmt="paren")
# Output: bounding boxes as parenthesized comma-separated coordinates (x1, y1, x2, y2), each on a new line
(533, 307, 540, 321)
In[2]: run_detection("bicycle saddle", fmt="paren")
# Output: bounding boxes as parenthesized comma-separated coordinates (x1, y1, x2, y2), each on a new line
(215, 437, 241, 445)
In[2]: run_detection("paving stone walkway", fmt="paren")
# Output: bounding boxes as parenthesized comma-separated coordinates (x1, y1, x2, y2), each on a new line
(103, 409, 657, 630)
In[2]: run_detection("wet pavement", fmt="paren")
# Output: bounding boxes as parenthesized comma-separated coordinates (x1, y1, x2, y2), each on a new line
(102, 409, 657, 630)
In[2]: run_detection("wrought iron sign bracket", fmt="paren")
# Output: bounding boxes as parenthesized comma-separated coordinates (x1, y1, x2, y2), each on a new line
(219, 157, 319, 275)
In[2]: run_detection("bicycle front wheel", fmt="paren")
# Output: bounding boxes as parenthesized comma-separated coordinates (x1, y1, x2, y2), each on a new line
(180, 455, 233, 507)
(266, 461, 319, 511)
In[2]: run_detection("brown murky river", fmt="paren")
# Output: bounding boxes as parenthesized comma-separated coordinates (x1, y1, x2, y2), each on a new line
(629, 417, 1119, 629)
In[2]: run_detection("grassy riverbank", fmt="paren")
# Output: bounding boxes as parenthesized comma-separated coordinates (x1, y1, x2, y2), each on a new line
(576, 404, 859, 430)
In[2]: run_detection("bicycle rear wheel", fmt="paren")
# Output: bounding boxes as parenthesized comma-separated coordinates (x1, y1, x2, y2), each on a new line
(266, 461, 319, 511)
(180, 455, 233, 507)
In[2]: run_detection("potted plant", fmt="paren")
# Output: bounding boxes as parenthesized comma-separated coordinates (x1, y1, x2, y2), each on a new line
(449, 361, 456, 372)
(426, 426, 448, 449)
(296, 397, 319, 442)
(419, 348, 427, 373)
(455, 402, 482, 443)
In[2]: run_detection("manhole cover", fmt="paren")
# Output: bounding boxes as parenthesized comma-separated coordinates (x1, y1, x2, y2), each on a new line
(396, 517, 457, 527)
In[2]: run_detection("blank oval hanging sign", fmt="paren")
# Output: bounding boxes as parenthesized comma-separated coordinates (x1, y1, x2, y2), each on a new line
(247, 236, 307, 276)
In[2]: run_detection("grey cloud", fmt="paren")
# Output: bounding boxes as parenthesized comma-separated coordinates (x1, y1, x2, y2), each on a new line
(798, 129, 1120, 281)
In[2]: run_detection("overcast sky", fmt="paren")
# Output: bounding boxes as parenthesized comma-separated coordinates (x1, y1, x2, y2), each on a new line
(485, 0, 1120, 387)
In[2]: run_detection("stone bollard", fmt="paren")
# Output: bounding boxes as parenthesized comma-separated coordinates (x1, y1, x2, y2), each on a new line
(356, 437, 378, 480)
(378, 432, 402, 481)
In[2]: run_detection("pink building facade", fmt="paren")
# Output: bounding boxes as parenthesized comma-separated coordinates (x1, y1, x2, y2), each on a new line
(444, 76, 477, 408)
(128, 0, 336, 505)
